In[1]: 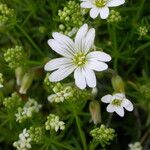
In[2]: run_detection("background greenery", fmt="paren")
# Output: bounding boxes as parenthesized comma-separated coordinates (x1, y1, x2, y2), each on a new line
(0, 0, 150, 149)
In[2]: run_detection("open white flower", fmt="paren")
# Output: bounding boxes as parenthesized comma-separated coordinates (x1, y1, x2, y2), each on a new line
(80, 0, 125, 19)
(101, 93, 133, 117)
(45, 24, 111, 89)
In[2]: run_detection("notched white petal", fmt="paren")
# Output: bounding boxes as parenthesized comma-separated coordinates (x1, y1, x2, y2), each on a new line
(75, 24, 88, 50)
(84, 68, 96, 88)
(87, 51, 111, 62)
(81, 1, 93, 8)
(123, 99, 134, 111)
(84, 28, 95, 53)
(115, 107, 124, 117)
(87, 60, 108, 71)
(107, 0, 125, 7)
(90, 8, 99, 19)
(47, 39, 72, 57)
(74, 68, 86, 89)
(52, 32, 76, 54)
(106, 104, 115, 113)
(49, 65, 75, 82)
(101, 94, 112, 103)
(99, 7, 109, 19)
(44, 58, 71, 71)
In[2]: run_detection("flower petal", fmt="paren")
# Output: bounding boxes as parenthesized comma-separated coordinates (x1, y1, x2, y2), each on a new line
(84, 68, 96, 88)
(49, 64, 75, 82)
(122, 99, 133, 111)
(52, 32, 76, 54)
(113, 93, 125, 100)
(83, 28, 95, 53)
(106, 104, 115, 112)
(99, 7, 109, 19)
(47, 94, 56, 103)
(90, 8, 99, 19)
(101, 94, 112, 103)
(48, 39, 73, 58)
(107, 0, 125, 7)
(0, 84, 3, 88)
(87, 60, 108, 71)
(44, 58, 72, 71)
(115, 107, 124, 117)
(75, 24, 88, 51)
(74, 68, 86, 89)
(87, 51, 111, 62)
(81, 1, 93, 8)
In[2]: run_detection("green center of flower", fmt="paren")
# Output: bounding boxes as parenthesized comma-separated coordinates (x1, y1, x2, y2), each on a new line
(95, 0, 107, 7)
(111, 99, 122, 106)
(73, 52, 86, 66)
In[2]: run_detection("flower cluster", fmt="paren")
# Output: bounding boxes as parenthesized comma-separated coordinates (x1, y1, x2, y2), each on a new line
(45, 24, 111, 89)
(48, 84, 74, 103)
(45, 114, 65, 132)
(90, 124, 115, 147)
(13, 128, 32, 150)
(137, 26, 148, 38)
(28, 126, 43, 144)
(58, 0, 85, 36)
(107, 10, 121, 23)
(0, 73, 4, 88)
(15, 98, 42, 123)
(101, 93, 133, 117)
(4, 46, 26, 69)
(128, 142, 143, 150)
(3, 92, 22, 109)
(0, 3, 14, 26)
(80, 0, 125, 19)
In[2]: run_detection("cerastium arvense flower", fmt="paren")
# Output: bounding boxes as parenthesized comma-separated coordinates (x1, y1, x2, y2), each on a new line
(45, 24, 111, 89)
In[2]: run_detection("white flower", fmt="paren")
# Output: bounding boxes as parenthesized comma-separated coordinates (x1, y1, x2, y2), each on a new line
(13, 128, 32, 150)
(128, 142, 143, 150)
(45, 114, 65, 132)
(44, 24, 111, 89)
(48, 86, 73, 103)
(101, 93, 133, 117)
(80, 0, 125, 19)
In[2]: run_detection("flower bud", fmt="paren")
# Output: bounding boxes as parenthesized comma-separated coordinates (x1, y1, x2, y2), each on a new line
(111, 75, 125, 93)
(19, 72, 34, 94)
(91, 87, 98, 98)
(89, 100, 101, 125)
(15, 67, 24, 86)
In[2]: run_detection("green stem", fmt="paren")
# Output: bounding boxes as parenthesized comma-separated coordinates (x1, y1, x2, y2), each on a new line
(108, 24, 118, 73)
(15, 24, 45, 57)
(89, 141, 98, 150)
(135, 42, 150, 53)
(52, 140, 74, 150)
(74, 112, 87, 150)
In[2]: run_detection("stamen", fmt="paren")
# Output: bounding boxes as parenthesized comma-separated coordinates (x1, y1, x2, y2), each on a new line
(95, 0, 107, 7)
(73, 52, 86, 66)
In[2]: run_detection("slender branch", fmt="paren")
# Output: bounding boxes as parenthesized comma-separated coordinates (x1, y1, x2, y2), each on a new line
(74, 112, 87, 150)
(15, 24, 45, 57)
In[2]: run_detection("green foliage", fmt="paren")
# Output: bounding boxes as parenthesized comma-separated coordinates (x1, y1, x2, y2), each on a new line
(0, 0, 150, 150)
(90, 124, 115, 148)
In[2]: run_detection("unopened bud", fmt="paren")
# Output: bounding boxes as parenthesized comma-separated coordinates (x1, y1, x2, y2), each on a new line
(111, 75, 125, 93)
(19, 72, 34, 94)
(89, 100, 101, 125)
(91, 87, 98, 98)
(15, 67, 24, 86)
